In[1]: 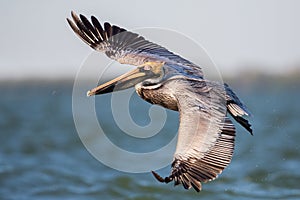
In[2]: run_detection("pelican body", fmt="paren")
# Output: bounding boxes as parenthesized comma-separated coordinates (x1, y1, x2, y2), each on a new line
(67, 11, 253, 192)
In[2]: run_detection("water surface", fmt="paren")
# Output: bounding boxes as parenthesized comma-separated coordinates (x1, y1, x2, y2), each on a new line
(0, 79, 299, 199)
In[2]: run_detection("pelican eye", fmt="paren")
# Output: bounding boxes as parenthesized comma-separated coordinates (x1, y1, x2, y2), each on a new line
(143, 65, 152, 71)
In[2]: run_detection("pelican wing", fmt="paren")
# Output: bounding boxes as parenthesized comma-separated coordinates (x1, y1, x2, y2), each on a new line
(152, 79, 236, 192)
(67, 11, 203, 77)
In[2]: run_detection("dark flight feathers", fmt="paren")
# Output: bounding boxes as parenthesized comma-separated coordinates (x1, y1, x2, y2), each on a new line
(67, 11, 200, 71)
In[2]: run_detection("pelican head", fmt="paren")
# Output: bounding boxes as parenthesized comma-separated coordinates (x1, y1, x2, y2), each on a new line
(87, 61, 165, 96)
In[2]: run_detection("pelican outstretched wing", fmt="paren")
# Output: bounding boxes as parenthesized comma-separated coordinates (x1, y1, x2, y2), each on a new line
(67, 11, 203, 77)
(152, 79, 236, 192)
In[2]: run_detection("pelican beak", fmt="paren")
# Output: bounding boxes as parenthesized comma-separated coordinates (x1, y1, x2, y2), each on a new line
(87, 68, 150, 96)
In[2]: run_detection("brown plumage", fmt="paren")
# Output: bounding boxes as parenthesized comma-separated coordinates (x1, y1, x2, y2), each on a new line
(67, 11, 253, 192)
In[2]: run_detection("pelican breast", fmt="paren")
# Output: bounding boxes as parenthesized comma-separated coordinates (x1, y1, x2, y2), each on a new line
(135, 80, 179, 111)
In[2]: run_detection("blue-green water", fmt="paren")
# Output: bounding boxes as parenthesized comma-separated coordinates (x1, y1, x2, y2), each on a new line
(0, 80, 300, 199)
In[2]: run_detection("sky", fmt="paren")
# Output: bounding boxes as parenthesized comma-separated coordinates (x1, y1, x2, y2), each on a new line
(0, 0, 300, 80)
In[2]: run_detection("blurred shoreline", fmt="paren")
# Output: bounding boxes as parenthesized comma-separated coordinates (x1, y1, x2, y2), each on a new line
(1, 69, 299, 91)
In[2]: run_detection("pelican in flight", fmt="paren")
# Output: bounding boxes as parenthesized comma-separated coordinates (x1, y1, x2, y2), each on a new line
(67, 11, 253, 192)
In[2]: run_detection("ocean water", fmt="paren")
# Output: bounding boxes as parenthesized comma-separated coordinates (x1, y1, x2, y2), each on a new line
(0, 79, 300, 200)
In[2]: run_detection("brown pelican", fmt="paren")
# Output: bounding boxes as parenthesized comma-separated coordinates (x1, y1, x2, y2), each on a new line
(67, 11, 253, 192)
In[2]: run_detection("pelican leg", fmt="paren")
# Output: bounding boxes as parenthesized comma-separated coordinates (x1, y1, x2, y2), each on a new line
(151, 171, 173, 183)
